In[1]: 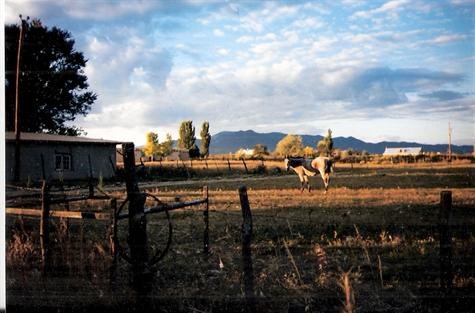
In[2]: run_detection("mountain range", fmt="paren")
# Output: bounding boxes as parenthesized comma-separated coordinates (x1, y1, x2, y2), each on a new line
(207, 130, 472, 154)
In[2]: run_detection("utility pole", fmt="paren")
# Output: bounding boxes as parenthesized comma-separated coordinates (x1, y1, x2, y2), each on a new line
(448, 122, 452, 162)
(14, 15, 29, 182)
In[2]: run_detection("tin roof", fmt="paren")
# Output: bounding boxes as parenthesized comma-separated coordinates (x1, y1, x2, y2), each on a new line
(5, 132, 121, 145)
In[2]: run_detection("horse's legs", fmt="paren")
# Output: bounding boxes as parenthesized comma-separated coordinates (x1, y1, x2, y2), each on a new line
(303, 175, 310, 192)
(298, 173, 305, 192)
(323, 174, 330, 193)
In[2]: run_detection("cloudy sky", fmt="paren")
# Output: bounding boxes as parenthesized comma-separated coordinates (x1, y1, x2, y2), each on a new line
(5, 0, 474, 146)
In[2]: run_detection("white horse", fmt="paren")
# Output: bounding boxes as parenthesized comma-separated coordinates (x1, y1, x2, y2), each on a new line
(284, 156, 334, 193)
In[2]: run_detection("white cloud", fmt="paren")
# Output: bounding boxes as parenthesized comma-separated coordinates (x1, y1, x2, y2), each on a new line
(5, 0, 44, 23)
(351, 0, 409, 19)
(291, 17, 325, 29)
(213, 29, 225, 37)
(6, 0, 159, 22)
(428, 34, 468, 45)
(341, 0, 367, 6)
(450, 0, 475, 6)
(217, 48, 229, 56)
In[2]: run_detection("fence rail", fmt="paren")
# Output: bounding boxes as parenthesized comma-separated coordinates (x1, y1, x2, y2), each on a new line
(6, 207, 112, 220)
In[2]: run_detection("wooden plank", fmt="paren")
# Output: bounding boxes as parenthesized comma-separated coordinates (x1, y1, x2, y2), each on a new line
(6, 207, 111, 220)
(6, 207, 42, 216)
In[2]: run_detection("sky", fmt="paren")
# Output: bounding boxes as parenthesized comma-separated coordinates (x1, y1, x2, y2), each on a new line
(4, 0, 475, 146)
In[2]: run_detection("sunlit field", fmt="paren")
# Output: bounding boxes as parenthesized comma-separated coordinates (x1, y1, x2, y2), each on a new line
(6, 163, 475, 312)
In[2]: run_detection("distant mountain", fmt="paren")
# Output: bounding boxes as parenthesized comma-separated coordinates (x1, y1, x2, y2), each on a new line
(209, 130, 472, 154)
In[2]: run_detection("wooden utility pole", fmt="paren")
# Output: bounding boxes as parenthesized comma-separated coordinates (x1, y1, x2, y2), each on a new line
(14, 16, 29, 181)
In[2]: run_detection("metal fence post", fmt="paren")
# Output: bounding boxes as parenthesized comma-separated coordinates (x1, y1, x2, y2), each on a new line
(239, 186, 255, 312)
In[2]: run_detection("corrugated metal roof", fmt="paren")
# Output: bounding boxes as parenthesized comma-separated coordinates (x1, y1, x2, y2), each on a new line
(383, 147, 422, 156)
(5, 132, 121, 144)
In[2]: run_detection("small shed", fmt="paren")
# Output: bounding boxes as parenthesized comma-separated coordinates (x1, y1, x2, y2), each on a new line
(5, 132, 120, 182)
(383, 147, 423, 156)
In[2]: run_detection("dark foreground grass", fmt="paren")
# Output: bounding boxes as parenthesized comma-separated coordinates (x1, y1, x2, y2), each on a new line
(6, 166, 475, 312)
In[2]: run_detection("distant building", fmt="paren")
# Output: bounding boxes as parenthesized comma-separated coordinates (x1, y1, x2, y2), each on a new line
(116, 147, 144, 163)
(235, 148, 255, 158)
(383, 147, 423, 156)
(6, 132, 120, 182)
(166, 148, 190, 161)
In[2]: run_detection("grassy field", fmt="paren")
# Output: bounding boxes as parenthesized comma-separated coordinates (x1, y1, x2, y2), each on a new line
(6, 164, 475, 312)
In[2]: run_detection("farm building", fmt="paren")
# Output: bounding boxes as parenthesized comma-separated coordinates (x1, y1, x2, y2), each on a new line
(116, 147, 144, 163)
(165, 148, 190, 161)
(383, 147, 423, 156)
(5, 132, 120, 182)
(235, 148, 255, 158)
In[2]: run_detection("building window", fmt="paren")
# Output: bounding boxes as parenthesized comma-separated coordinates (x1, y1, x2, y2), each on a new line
(55, 154, 72, 171)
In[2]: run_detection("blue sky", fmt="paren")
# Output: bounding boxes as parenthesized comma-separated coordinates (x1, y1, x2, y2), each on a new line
(5, 0, 475, 146)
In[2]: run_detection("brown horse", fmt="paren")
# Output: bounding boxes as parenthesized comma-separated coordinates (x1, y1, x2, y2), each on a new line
(284, 156, 334, 193)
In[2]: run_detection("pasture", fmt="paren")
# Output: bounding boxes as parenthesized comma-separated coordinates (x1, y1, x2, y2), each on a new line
(6, 163, 475, 312)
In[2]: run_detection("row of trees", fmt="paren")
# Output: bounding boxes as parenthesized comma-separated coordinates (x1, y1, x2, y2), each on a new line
(144, 121, 211, 160)
(273, 129, 334, 157)
(233, 129, 334, 159)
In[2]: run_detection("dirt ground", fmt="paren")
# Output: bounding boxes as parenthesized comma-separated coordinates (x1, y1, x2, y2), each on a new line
(5, 164, 475, 312)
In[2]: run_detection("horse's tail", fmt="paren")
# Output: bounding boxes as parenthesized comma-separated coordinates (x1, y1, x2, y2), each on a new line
(325, 159, 333, 173)
(302, 167, 317, 177)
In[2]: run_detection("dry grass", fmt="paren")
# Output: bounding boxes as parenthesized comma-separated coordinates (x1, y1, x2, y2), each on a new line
(6, 165, 475, 312)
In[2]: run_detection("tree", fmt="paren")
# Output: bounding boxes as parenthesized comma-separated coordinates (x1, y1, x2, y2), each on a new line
(252, 144, 269, 159)
(159, 133, 173, 157)
(303, 146, 315, 158)
(5, 18, 96, 135)
(317, 129, 334, 156)
(178, 120, 196, 150)
(200, 121, 211, 158)
(144, 131, 159, 160)
(275, 134, 304, 156)
(188, 144, 201, 159)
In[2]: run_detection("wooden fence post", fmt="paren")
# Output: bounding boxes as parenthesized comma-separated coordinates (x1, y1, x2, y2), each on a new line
(203, 186, 210, 254)
(439, 191, 453, 293)
(239, 186, 255, 312)
(181, 160, 191, 179)
(123, 143, 150, 286)
(40, 181, 50, 273)
(110, 198, 118, 285)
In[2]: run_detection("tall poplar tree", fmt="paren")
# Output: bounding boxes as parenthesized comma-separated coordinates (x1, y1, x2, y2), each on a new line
(316, 129, 334, 156)
(200, 121, 211, 158)
(178, 120, 196, 150)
